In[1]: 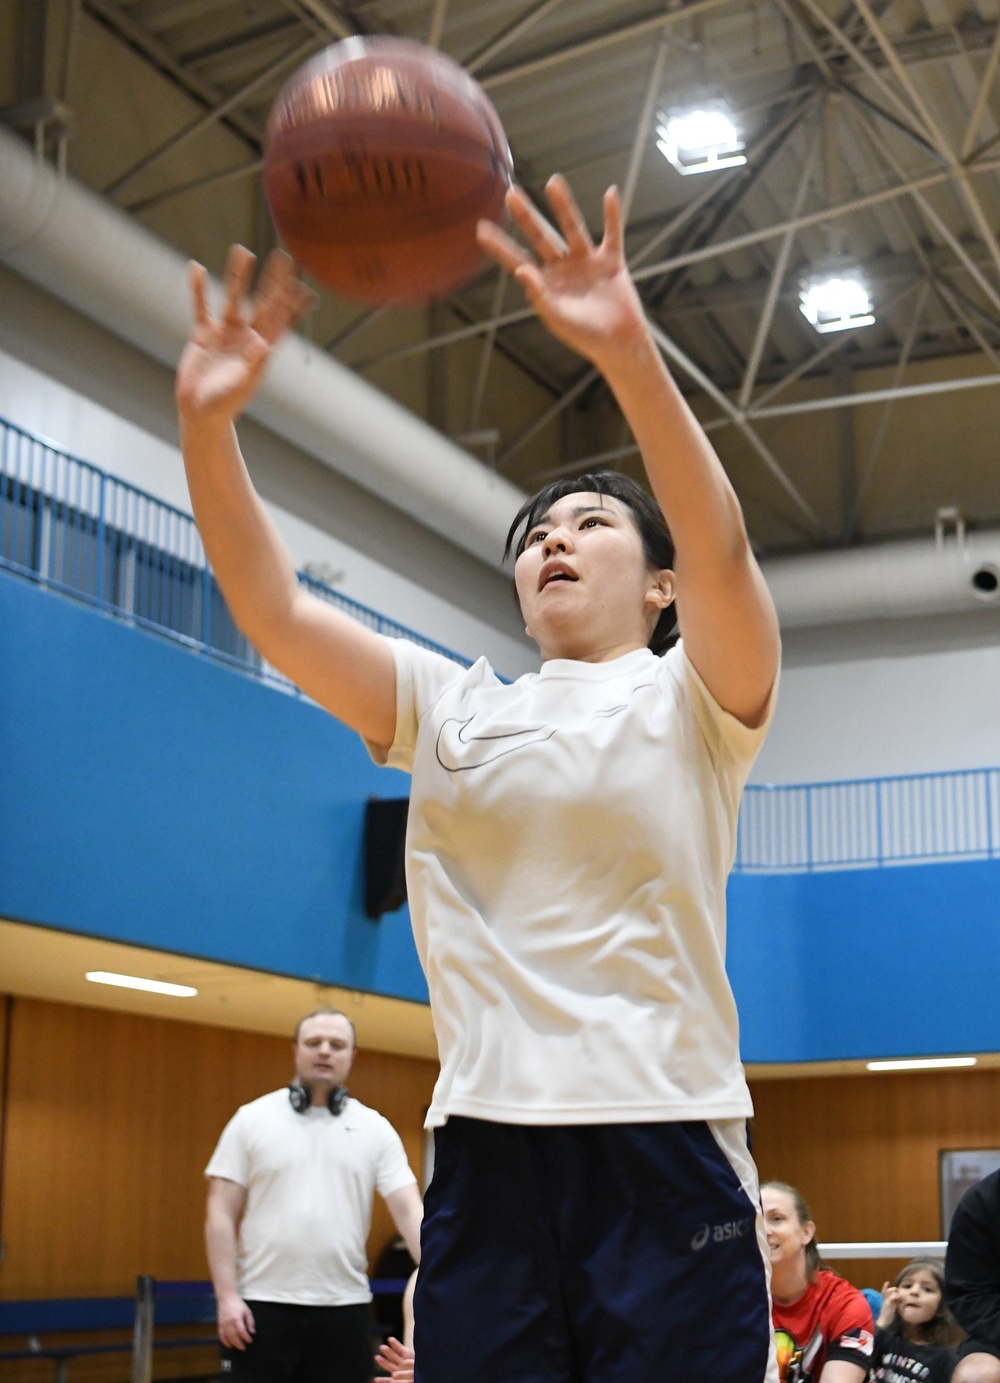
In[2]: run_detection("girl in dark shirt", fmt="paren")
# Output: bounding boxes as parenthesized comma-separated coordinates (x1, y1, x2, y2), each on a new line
(873, 1258, 960, 1383)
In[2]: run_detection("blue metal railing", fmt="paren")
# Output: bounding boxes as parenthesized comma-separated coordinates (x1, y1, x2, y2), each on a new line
(5, 415, 998, 876)
(0, 413, 470, 688)
(736, 767, 1000, 872)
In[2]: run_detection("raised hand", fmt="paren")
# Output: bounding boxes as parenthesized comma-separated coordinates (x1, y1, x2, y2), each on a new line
(476, 175, 649, 370)
(877, 1282, 900, 1327)
(375, 1336, 415, 1381)
(176, 246, 315, 426)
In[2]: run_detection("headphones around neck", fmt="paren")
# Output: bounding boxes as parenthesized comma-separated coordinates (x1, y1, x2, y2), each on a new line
(288, 1081, 349, 1116)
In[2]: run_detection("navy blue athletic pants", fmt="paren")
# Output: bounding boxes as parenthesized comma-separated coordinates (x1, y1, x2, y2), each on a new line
(413, 1117, 773, 1383)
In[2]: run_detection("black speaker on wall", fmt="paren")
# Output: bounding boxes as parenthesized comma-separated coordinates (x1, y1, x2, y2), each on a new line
(364, 797, 409, 919)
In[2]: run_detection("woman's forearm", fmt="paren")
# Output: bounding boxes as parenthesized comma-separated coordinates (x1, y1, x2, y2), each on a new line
(179, 413, 302, 649)
(598, 330, 751, 576)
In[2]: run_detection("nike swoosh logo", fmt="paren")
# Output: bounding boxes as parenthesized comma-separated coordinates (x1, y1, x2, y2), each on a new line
(435, 717, 557, 772)
(433, 688, 652, 774)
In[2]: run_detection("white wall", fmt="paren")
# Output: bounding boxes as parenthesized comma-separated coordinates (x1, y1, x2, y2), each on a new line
(754, 625, 1000, 783)
(0, 271, 537, 680)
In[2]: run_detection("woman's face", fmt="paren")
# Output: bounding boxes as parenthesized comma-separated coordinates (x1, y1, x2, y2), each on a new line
(895, 1268, 942, 1327)
(761, 1187, 815, 1271)
(513, 491, 673, 661)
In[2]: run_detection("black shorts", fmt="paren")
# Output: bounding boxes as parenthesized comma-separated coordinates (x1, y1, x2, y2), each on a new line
(221, 1300, 373, 1383)
(958, 1338, 1000, 1362)
(413, 1117, 775, 1383)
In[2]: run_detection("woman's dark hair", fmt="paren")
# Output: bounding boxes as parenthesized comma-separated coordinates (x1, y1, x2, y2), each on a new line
(503, 471, 678, 655)
(884, 1259, 961, 1347)
(762, 1181, 822, 1280)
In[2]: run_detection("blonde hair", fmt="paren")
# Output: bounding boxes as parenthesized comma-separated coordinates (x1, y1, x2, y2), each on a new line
(293, 1007, 356, 1047)
(762, 1181, 821, 1279)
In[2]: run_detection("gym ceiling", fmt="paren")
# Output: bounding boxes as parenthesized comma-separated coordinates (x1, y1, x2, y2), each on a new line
(2, 0, 999, 557)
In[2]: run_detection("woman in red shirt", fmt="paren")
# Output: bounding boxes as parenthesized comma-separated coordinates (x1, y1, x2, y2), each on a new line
(763, 1181, 875, 1383)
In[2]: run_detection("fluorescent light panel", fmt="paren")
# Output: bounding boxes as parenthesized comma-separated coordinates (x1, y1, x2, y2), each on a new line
(656, 104, 746, 175)
(799, 273, 875, 333)
(866, 1056, 977, 1072)
(85, 970, 198, 998)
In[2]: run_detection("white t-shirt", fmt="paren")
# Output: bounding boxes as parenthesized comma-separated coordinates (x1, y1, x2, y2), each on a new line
(205, 1089, 416, 1306)
(371, 639, 776, 1129)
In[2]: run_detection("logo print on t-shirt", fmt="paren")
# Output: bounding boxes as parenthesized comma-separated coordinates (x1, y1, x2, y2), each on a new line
(435, 717, 558, 772)
(434, 694, 650, 773)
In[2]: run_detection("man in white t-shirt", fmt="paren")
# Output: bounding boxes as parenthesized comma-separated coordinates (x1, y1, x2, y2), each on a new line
(204, 1008, 422, 1383)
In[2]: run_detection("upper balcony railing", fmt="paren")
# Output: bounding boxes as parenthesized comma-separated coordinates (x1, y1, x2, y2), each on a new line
(0, 413, 469, 689)
(737, 767, 1000, 873)
(4, 414, 997, 876)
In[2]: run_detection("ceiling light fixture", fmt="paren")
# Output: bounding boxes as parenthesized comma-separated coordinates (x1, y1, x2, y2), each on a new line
(656, 103, 746, 175)
(799, 267, 875, 334)
(866, 1056, 977, 1072)
(85, 970, 198, 997)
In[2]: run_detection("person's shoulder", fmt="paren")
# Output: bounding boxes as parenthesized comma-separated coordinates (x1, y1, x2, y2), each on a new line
(960, 1167, 1000, 1214)
(818, 1269, 869, 1310)
(234, 1088, 291, 1120)
(342, 1098, 397, 1132)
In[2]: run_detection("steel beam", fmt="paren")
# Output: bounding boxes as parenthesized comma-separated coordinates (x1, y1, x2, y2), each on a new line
(850, 0, 1000, 287)
(465, 0, 570, 76)
(125, 157, 264, 213)
(427, 0, 448, 48)
(467, 273, 508, 433)
(962, 21, 1000, 160)
(645, 322, 823, 533)
(844, 92, 1000, 316)
(620, 34, 669, 224)
(104, 36, 316, 198)
(747, 369, 1000, 420)
(498, 366, 599, 469)
(478, 0, 734, 92)
(83, 0, 262, 147)
(354, 158, 1000, 370)
(738, 121, 820, 409)
(850, 278, 930, 529)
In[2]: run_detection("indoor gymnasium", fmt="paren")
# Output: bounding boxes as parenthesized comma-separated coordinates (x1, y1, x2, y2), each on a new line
(2, 1, 1000, 1381)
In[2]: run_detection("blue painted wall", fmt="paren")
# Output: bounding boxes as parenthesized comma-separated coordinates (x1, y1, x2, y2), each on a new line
(728, 863, 1000, 1062)
(4, 569, 999, 1062)
(0, 570, 426, 1003)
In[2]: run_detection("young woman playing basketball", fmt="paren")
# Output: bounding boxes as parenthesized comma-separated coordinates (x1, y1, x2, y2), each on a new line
(177, 175, 781, 1383)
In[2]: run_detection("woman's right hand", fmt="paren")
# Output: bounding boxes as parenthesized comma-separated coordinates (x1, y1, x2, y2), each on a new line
(176, 245, 314, 427)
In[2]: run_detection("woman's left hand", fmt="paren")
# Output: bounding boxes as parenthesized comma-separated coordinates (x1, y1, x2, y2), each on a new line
(477, 176, 650, 371)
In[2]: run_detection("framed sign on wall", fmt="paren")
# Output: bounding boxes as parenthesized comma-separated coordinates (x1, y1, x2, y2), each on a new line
(940, 1149, 1000, 1236)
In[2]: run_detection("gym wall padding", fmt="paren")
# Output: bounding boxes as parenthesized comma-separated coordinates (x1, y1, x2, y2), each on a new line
(0, 995, 436, 1298)
(0, 570, 426, 1004)
(729, 862, 1000, 1063)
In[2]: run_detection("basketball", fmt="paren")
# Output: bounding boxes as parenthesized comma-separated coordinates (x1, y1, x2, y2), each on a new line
(263, 37, 513, 305)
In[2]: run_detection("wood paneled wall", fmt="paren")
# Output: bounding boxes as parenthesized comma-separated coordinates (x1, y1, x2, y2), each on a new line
(0, 996, 437, 1300)
(750, 1067, 1000, 1286)
(2, 994, 999, 1303)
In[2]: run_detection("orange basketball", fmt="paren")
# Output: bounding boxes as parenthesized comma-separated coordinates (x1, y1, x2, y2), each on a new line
(263, 37, 513, 305)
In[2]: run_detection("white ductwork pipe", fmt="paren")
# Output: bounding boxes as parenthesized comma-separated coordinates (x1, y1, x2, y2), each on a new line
(762, 529, 1000, 628)
(0, 126, 525, 571)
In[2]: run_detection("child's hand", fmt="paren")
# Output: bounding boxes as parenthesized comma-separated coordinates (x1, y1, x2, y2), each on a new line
(877, 1281, 900, 1327)
(375, 1336, 415, 1381)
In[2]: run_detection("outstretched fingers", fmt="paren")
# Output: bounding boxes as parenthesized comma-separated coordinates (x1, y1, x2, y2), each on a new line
(221, 244, 257, 328)
(504, 184, 567, 263)
(601, 184, 625, 259)
(252, 250, 315, 343)
(546, 174, 594, 255)
(476, 215, 530, 277)
(188, 261, 212, 331)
